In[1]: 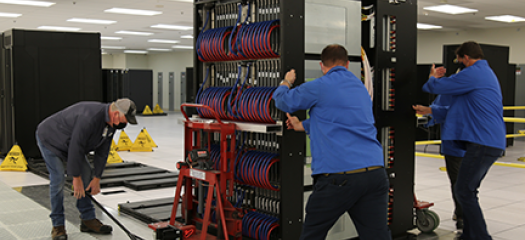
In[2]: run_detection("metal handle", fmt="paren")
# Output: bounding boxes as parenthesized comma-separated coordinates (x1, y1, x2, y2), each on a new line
(180, 103, 223, 124)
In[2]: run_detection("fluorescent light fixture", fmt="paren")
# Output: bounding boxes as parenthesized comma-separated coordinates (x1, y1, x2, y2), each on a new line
(104, 8, 161, 16)
(485, 15, 525, 23)
(417, 23, 443, 30)
(151, 24, 193, 31)
(101, 36, 122, 40)
(169, 0, 193, 2)
(172, 45, 193, 49)
(101, 45, 125, 49)
(116, 30, 154, 36)
(0, 12, 21, 18)
(67, 18, 116, 25)
(0, 0, 55, 7)
(423, 4, 478, 15)
(181, 35, 193, 39)
(124, 50, 148, 54)
(148, 39, 180, 44)
(147, 48, 172, 51)
(37, 26, 80, 31)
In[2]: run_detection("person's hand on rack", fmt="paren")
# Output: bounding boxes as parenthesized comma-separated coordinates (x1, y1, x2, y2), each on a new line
(280, 69, 296, 88)
(286, 113, 304, 131)
(412, 105, 432, 115)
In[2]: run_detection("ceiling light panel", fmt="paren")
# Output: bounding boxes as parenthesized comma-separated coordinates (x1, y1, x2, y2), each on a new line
(116, 31, 154, 36)
(104, 8, 162, 16)
(181, 35, 193, 39)
(417, 23, 443, 30)
(148, 39, 180, 44)
(485, 15, 525, 23)
(0, 0, 55, 7)
(151, 24, 193, 31)
(172, 45, 193, 49)
(101, 45, 126, 49)
(423, 4, 478, 15)
(67, 18, 116, 25)
(0, 12, 21, 18)
(124, 50, 148, 54)
(147, 48, 172, 51)
(101, 36, 122, 40)
(38, 26, 80, 31)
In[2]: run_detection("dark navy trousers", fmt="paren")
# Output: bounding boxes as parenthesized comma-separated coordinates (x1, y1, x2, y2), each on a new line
(456, 143, 504, 240)
(300, 168, 391, 240)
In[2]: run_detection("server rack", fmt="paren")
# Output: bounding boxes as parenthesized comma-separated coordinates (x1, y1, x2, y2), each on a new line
(185, 0, 417, 239)
(0, 29, 102, 158)
(102, 69, 153, 113)
(362, 0, 418, 238)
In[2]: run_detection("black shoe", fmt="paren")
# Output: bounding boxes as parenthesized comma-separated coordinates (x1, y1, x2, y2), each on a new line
(456, 218, 464, 230)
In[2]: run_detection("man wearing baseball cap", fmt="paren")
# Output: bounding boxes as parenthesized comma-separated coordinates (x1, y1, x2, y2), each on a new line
(36, 98, 137, 240)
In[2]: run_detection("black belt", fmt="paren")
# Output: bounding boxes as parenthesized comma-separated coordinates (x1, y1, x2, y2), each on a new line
(322, 166, 383, 177)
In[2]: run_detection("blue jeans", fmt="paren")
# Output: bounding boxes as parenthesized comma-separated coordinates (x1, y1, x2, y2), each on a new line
(36, 134, 96, 227)
(455, 143, 503, 240)
(301, 168, 391, 240)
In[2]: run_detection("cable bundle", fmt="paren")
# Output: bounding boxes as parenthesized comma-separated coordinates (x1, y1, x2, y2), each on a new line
(237, 87, 277, 123)
(242, 211, 279, 240)
(197, 87, 233, 119)
(235, 150, 279, 191)
(196, 20, 280, 62)
(236, 20, 280, 59)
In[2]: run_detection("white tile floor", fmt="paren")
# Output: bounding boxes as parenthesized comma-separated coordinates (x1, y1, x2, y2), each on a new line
(0, 112, 524, 239)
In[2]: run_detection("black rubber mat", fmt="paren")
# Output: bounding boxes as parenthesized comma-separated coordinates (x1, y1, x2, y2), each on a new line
(102, 166, 168, 179)
(125, 178, 178, 191)
(119, 197, 181, 223)
(100, 172, 179, 188)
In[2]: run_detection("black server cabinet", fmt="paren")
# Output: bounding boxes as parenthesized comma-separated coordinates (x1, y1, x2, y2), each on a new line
(362, 0, 418, 237)
(183, 67, 196, 116)
(444, 44, 515, 146)
(0, 29, 103, 158)
(122, 69, 153, 113)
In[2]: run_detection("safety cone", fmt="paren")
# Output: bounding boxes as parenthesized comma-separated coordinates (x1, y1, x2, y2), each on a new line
(106, 150, 123, 164)
(116, 130, 133, 151)
(130, 130, 153, 152)
(0, 145, 28, 172)
(153, 104, 164, 114)
(142, 105, 153, 115)
(142, 128, 158, 148)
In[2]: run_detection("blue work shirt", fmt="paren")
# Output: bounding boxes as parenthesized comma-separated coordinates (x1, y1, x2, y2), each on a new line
(428, 95, 466, 158)
(273, 66, 384, 175)
(423, 60, 506, 150)
(37, 102, 116, 178)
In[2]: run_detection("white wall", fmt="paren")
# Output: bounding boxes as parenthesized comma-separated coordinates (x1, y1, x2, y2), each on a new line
(126, 54, 149, 69)
(101, 54, 113, 69)
(148, 51, 194, 110)
(418, 26, 525, 64)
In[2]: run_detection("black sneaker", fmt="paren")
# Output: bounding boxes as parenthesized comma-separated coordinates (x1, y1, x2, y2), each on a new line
(456, 218, 464, 230)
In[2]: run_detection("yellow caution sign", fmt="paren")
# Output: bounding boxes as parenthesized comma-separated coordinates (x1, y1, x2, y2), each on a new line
(130, 130, 153, 152)
(116, 131, 133, 151)
(518, 157, 525, 162)
(142, 105, 153, 115)
(0, 145, 28, 172)
(153, 104, 164, 114)
(106, 150, 123, 164)
(142, 128, 158, 148)
(439, 167, 447, 172)
(111, 139, 117, 151)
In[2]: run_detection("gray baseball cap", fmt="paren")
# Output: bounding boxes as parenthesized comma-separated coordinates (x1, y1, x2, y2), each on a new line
(115, 98, 138, 124)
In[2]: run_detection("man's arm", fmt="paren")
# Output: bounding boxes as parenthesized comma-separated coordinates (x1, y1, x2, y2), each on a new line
(423, 70, 476, 95)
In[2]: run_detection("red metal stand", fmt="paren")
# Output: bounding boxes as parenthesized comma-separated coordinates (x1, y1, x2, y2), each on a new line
(149, 104, 242, 240)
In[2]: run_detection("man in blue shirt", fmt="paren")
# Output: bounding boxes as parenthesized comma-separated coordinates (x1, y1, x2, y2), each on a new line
(414, 94, 466, 230)
(420, 41, 505, 240)
(273, 44, 391, 240)
(36, 98, 138, 240)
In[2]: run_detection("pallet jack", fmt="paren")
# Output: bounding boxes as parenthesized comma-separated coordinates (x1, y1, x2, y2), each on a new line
(149, 104, 243, 240)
